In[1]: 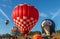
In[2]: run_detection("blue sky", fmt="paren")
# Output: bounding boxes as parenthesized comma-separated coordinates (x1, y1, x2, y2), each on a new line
(0, 0, 60, 34)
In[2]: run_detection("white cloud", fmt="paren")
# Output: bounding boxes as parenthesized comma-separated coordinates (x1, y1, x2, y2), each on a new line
(1, 4, 11, 8)
(51, 9, 60, 19)
(2, 4, 6, 7)
(40, 13, 47, 18)
(0, 9, 10, 21)
(50, 12, 54, 16)
(39, 9, 60, 19)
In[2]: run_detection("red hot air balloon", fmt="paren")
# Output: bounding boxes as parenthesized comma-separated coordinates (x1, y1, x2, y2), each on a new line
(12, 4, 39, 35)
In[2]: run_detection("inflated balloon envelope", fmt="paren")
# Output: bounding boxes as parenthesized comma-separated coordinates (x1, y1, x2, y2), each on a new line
(11, 26, 18, 32)
(4, 20, 9, 25)
(41, 19, 55, 36)
(12, 4, 39, 35)
(33, 34, 43, 39)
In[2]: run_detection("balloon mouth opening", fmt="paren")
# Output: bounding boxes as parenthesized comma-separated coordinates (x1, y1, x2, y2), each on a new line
(21, 30, 29, 35)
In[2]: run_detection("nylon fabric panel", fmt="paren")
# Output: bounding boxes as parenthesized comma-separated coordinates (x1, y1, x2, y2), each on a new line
(19, 5, 23, 19)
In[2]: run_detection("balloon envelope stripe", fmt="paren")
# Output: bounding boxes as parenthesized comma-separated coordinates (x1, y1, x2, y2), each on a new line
(19, 6, 23, 19)
(23, 4, 28, 17)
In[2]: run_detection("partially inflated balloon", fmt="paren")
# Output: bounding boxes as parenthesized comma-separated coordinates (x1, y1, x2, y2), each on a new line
(11, 26, 18, 32)
(33, 34, 43, 39)
(12, 4, 39, 35)
(41, 19, 55, 36)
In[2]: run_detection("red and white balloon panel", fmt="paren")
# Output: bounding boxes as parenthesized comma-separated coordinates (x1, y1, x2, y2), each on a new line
(12, 4, 39, 35)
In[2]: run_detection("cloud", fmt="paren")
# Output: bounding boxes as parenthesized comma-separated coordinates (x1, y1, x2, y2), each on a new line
(0, 9, 10, 21)
(1, 4, 11, 8)
(50, 12, 54, 16)
(40, 13, 47, 18)
(2, 4, 6, 7)
(51, 9, 60, 19)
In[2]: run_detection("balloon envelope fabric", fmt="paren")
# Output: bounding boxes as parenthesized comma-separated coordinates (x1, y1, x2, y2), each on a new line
(12, 4, 39, 35)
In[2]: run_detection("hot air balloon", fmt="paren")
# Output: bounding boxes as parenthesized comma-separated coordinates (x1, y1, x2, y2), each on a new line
(33, 34, 43, 39)
(11, 26, 18, 32)
(11, 26, 20, 36)
(12, 4, 39, 35)
(41, 19, 55, 36)
(4, 20, 9, 25)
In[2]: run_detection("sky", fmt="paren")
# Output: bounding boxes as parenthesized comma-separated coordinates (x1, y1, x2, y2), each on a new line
(0, 0, 60, 34)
